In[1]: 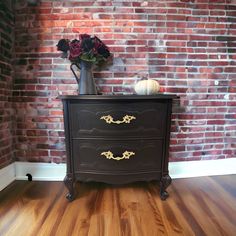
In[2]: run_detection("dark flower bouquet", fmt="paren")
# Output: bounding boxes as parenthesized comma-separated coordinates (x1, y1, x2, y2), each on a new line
(57, 34, 111, 66)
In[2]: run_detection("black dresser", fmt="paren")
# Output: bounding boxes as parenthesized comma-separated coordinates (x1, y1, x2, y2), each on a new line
(60, 95, 176, 201)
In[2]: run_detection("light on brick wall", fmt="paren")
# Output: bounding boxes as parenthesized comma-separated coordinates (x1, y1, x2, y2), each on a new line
(5, 0, 235, 164)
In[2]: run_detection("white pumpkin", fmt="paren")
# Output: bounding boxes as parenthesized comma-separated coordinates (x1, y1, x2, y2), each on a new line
(134, 79, 160, 95)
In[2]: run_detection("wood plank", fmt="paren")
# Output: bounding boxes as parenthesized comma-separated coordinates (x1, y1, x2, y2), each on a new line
(0, 175, 236, 236)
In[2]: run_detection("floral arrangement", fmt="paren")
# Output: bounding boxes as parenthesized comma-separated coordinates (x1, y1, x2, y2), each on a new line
(57, 34, 111, 66)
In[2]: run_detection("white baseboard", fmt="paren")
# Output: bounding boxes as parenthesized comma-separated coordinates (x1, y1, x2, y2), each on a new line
(15, 162, 66, 181)
(1, 159, 236, 191)
(169, 158, 236, 179)
(0, 163, 15, 191)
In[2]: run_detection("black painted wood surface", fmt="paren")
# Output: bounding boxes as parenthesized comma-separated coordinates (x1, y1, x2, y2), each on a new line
(60, 95, 176, 201)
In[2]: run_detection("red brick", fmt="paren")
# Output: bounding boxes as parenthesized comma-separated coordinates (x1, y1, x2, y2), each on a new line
(0, 1, 15, 168)
(1, 0, 235, 167)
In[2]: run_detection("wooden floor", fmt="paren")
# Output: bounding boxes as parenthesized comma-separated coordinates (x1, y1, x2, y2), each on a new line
(0, 175, 236, 236)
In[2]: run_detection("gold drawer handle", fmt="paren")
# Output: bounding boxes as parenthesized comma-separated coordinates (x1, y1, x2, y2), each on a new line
(101, 151, 135, 161)
(100, 115, 136, 124)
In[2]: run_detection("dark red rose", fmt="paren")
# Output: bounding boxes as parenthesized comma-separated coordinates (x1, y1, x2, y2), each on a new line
(79, 34, 91, 41)
(57, 34, 111, 64)
(69, 39, 82, 60)
(94, 36, 103, 49)
(98, 45, 110, 58)
(57, 39, 70, 52)
(81, 37, 94, 53)
(94, 36, 110, 58)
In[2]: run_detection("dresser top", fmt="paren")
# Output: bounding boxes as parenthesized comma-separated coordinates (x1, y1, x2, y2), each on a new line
(59, 94, 177, 100)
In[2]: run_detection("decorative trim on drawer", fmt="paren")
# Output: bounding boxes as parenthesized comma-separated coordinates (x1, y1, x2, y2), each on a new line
(100, 115, 136, 124)
(100, 151, 135, 161)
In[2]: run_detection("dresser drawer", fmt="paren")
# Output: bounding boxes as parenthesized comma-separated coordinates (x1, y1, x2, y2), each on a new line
(69, 101, 167, 138)
(72, 139, 163, 173)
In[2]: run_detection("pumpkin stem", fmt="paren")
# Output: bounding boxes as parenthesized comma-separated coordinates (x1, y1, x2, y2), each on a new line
(140, 76, 148, 81)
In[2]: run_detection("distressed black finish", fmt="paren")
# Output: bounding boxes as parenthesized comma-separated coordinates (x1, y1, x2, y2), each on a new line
(60, 95, 176, 201)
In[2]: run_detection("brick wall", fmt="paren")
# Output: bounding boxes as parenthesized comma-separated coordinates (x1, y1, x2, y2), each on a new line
(13, 0, 236, 163)
(0, 1, 15, 169)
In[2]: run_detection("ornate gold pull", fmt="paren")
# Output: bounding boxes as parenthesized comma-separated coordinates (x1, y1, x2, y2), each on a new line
(100, 115, 136, 124)
(101, 151, 135, 161)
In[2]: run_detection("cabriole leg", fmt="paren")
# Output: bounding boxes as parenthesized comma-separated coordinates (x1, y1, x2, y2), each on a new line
(64, 174, 75, 201)
(160, 174, 172, 200)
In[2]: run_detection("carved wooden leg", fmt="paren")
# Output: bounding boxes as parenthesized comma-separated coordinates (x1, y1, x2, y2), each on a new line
(64, 174, 75, 202)
(160, 174, 172, 200)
